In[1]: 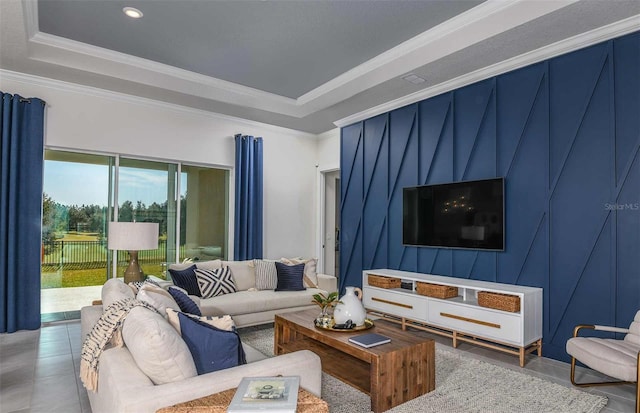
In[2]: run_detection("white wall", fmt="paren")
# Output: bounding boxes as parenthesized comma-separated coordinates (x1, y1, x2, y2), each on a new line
(316, 128, 340, 171)
(313, 128, 341, 271)
(1, 70, 319, 260)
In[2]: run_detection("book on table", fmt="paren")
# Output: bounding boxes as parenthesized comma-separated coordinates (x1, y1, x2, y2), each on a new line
(227, 376, 299, 413)
(348, 333, 391, 348)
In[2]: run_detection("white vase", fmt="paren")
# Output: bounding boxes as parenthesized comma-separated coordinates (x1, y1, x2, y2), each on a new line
(333, 286, 367, 326)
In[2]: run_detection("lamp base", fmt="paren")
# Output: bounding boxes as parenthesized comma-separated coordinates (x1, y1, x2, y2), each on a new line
(123, 250, 144, 284)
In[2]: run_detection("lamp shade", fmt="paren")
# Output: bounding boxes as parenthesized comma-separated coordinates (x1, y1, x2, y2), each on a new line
(107, 222, 159, 251)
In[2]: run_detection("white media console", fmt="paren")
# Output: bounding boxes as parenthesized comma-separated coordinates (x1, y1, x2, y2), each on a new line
(362, 269, 543, 366)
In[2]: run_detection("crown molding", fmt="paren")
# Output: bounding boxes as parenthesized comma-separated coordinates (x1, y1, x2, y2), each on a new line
(334, 15, 640, 128)
(296, 0, 579, 111)
(297, 0, 514, 105)
(26, 32, 303, 117)
(0, 69, 317, 139)
(28, 32, 296, 105)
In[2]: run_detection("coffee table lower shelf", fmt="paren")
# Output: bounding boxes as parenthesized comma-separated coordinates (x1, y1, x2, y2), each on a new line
(276, 336, 371, 394)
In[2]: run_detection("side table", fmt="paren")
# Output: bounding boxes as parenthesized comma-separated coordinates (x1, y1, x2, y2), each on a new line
(156, 387, 328, 413)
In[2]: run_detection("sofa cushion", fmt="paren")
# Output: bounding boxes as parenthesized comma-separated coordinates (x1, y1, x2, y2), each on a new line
(280, 257, 318, 288)
(168, 287, 202, 316)
(198, 288, 324, 317)
(168, 264, 201, 297)
(221, 260, 255, 291)
(168, 259, 221, 271)
(275, 262, 306, 292)
(254, 259, 278, 290)
(128, 278, 161, 294)
(121, 307, 197, 385)
(177, 312, 246, 375)
(136, 283, 180, 317)
(102, 278, 135, 309)
(196, 267, 237, 298)
(196, 260, 223, 271)
(166, 308, 234, 335)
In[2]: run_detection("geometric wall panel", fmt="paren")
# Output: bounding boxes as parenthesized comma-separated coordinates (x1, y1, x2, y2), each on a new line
(340, 31, 640, 362)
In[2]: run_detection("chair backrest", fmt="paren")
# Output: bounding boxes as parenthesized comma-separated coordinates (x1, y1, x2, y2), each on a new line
(624, 310, 640, 346)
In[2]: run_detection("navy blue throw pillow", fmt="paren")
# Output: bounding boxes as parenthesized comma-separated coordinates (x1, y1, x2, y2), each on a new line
(177, 312, 246, 375)
(168, 265, 201, 297)
(275, 262, 306, 291)
(168, 287, 202, 316)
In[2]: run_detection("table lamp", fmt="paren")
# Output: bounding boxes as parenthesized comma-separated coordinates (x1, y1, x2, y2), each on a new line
(108, 221, 159, 283)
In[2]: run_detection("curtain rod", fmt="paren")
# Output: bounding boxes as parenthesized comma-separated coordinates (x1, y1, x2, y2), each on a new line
(18, 97, 46, 106)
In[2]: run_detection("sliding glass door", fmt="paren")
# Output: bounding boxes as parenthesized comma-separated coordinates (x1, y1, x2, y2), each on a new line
(41, 150, 113, 316)
(116, 158, 177, 277)
(41, 151, 229, 316)
(180, 165, 229, 262)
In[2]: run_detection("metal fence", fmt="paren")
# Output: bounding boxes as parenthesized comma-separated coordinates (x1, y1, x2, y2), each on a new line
(42, 240, 186, 270)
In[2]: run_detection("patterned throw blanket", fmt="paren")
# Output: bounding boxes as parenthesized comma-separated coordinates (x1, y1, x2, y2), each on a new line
(80, 298, 159, 392)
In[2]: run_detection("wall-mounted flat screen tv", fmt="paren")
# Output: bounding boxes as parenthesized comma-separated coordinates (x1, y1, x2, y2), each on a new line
(403, 178, 504, 250)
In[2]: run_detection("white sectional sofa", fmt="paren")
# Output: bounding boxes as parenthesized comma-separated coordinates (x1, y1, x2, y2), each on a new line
(79, 259, 335, 413)
(163, 259, 337, 327)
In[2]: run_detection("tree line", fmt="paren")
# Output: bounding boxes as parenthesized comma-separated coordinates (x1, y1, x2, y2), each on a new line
(42, 193, 186, 252)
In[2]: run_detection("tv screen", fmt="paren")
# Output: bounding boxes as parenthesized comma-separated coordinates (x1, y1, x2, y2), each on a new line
(403, 178, 504, 250)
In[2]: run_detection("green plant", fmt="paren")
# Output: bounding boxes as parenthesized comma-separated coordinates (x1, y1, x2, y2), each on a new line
(311, 291, 341, 312)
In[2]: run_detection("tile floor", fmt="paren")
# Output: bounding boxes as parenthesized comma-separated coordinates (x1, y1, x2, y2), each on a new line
(0, 320, 636, 413)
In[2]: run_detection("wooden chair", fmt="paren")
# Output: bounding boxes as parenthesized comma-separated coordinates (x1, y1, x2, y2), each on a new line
(566, 310, 640, 413)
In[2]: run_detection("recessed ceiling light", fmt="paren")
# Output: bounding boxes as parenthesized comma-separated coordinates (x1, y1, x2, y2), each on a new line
(123, 7, 143, 19)
(402, 74, 426, 85)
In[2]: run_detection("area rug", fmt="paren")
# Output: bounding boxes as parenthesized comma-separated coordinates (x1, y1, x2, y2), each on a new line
(238, 327, 607, 413)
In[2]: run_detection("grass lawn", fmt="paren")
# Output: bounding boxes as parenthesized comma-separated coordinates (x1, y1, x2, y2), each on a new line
(41, 263, 166, 288)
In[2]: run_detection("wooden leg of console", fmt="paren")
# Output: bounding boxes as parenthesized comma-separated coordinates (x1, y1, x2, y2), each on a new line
(519, 347, 525, 367)
(537, 339, 543, 356)
(452, 331, 458, 348)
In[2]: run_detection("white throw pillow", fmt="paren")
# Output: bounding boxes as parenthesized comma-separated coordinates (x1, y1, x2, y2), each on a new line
(101, 278, 135, 309)
(166, 308, 235, 335)
(136, 283, 180, 317)
(280, 257, 318, 288)
(122, 307, 197, 384)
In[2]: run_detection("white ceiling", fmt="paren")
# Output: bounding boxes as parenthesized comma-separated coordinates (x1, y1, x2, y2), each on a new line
(1, 0, 639, 134)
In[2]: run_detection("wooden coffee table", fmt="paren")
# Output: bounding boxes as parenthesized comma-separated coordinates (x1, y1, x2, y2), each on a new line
(274, 309, 435, 413)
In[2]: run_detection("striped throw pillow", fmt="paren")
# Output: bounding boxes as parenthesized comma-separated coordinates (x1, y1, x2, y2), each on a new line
(254, 259, 278, 290)
(195, 267, 237, 298)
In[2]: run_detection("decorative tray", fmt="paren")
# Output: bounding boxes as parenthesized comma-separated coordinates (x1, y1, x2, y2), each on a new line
(314, 318, 375, 332)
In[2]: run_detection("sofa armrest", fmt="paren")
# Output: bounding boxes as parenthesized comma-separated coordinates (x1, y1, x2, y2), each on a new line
(81, 305, 103, 343)
(89, 349, 322, 413)
(317, 273, 337, 292)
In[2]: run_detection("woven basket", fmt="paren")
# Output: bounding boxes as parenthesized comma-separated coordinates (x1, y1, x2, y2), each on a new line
(477, 291, 521, 312)
(416, 282, 458, 299)
(367, 274, 401, 289)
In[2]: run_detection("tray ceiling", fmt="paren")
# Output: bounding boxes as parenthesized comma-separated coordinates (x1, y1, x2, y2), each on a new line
(1, 0, 639, 133)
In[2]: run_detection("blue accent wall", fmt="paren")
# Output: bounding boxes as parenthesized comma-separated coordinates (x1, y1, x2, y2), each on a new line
(340, 32, 640, 362)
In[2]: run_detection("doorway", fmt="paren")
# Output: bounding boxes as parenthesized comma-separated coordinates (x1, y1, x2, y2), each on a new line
(323, 170, 340, 277)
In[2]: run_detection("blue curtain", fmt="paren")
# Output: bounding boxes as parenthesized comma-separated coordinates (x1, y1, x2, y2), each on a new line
(0, 92, 45, 333)
(234, 134, 263, 260)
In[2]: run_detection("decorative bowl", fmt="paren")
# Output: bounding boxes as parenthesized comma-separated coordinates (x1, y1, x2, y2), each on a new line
(313, 318, 374, 332)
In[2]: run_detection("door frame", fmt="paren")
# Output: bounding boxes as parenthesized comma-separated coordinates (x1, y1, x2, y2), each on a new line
(316, 165, 339, 275)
